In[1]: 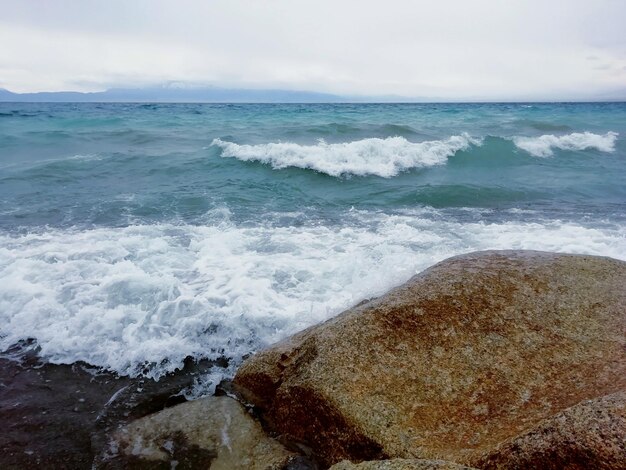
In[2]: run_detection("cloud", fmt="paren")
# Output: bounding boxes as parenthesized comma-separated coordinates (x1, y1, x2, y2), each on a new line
(0, 0, 625, 99)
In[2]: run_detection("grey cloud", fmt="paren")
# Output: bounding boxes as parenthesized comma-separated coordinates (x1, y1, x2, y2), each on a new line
(0, 0, 624, 100)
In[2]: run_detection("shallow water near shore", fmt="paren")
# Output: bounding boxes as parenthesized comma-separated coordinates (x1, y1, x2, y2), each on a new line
(1, 102, 625, 393)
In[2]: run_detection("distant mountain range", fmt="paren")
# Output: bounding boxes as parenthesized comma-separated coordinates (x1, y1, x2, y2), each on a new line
(0, 86, 351, 103)
(1, 86, 624, 103)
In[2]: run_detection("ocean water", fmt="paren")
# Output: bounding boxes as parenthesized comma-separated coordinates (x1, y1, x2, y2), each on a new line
(1, 102, 625, 393)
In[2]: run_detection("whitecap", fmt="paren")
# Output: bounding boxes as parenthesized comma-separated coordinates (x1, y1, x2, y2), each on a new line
(211, 134, 482, 177)
(512, 131, 618, 157)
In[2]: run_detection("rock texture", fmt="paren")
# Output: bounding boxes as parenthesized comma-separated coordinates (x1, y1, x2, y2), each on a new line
(0, 342, 227, 469)
(330, 458, 478, 469)
(477, 391, 626, 470)
(96, 395, 300, 469)
(233, 251, 626, 467)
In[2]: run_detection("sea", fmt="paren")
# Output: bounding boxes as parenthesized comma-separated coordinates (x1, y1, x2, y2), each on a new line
(1, 102, 624, 394)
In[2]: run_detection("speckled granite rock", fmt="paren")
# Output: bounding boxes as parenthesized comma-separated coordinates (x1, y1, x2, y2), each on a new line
(330, 458, 477, 469)
(95, 395, 302, 469)
(233, 251, 626, 467)
(476, 391, 626, 470)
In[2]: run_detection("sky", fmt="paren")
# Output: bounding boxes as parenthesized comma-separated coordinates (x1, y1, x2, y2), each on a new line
(0, 0, 625, 100)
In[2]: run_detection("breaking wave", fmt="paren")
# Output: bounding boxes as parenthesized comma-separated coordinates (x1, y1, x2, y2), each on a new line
(513, 131, 618, 157)
(1, 210, 624, 393)
(212, 134, 482, 177)
(213, 131, 620, 177)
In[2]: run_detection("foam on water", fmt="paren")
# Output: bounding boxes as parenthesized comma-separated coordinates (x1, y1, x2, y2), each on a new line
(513, 131, 618, 157)
(212, 134, 482, 177)
(1, 210, 624, 394)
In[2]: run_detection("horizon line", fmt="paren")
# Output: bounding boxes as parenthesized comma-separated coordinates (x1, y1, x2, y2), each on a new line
(1, 87, 624, 104)
(1, 100, 625, 104)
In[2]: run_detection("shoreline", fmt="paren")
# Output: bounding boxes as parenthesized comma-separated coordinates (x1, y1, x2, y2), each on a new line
(2, 250, 625, 469)
(0, 342, 228, 468)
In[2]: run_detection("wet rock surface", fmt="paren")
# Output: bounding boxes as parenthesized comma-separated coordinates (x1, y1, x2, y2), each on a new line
(234, 251, 626, 467)
(476, 391, 626, 470)
(0, 342, 226, 469)
(95, 395, 306, 470)
(330, 458, 478, 469)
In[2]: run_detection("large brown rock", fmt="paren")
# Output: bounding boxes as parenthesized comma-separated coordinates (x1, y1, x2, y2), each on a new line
(95, 395, 300, 469)
(330, 458, 478, 469)
(477, 391, 626, 469)
(233, 251, 626, 467)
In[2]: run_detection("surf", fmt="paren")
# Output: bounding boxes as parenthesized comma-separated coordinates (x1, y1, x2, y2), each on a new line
(212, 134, 482, 177)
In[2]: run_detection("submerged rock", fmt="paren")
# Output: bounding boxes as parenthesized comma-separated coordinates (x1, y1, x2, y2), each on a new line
(95, 395, 302, 469)
(330, 458, 478, 469)
(0, 343, 227, 469)
(233, 250, 626, 467)
(477, 391, 626, 470)
(0, 346, 124, 469)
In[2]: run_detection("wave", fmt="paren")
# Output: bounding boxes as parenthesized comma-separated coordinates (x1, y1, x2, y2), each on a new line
(212, 134, 482, 177)
(1, 211, 624, 394)
(213, 131, 619, 177)
(512, 131, 618, 157)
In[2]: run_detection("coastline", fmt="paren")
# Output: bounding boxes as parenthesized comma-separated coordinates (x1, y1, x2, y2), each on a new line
(2, 250, 625, 469)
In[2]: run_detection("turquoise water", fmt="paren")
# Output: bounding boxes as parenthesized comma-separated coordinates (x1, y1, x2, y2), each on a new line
(1, 102, 625, 390)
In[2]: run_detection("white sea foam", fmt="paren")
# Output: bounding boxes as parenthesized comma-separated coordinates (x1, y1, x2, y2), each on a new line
(1, 212, 625, 394)
(212, 134, 482, 177)
(513, 131, 618, 157)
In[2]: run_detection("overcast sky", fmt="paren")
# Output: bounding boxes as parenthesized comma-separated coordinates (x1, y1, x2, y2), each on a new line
(1, 0, 625, 100)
